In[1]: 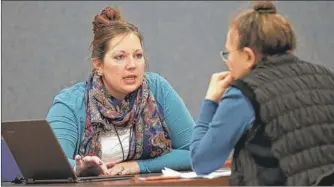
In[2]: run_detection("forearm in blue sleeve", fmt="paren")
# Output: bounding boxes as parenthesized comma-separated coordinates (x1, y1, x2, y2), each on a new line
(46, 102, 79, 168)
(137, 150, 190, 173)
(190, 88, 255, 175)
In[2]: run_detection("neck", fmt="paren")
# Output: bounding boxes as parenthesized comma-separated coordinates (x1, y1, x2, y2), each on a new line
(102, 78, 127, 101)
(108, 91, 126, 101)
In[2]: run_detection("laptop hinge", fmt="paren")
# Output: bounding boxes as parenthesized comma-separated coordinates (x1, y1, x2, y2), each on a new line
(26, 178, 35, 184)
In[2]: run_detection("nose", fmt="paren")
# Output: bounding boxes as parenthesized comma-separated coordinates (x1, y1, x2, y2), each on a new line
(126, 56, 136, 69)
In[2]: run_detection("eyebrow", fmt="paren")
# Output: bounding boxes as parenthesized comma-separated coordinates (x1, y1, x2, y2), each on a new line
(113, 49, 143, 54)
(134, 49, 143, 52)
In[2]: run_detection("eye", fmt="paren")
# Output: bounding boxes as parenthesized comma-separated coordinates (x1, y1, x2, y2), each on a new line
(223, 52, 229, 58)
(114, 55, 125, 60)
(134, 53, 143, 59)
(220, 51, 229, 61)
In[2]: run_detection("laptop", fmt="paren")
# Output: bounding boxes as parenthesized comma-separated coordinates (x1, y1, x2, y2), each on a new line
(1, 120, 134, 184)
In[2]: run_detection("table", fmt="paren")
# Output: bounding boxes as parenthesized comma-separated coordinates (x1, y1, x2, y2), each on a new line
(2, 160, 233, 186)
(2, 174, 230, 186)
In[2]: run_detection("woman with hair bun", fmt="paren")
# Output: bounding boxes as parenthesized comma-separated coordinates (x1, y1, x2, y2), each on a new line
(46, 6, 194, 177)
(190, 1, 334, 185)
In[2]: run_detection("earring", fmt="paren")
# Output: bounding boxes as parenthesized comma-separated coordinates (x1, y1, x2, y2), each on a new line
(97, 69, 103, 76)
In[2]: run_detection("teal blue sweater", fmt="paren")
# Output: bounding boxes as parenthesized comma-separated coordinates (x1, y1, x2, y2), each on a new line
(46, 72, 194, 173)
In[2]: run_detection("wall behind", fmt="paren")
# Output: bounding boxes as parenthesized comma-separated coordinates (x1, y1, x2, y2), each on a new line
(2, 1, 334, 121)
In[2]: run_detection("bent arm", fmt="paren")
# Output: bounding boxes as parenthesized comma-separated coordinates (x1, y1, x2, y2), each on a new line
(190, 88, 255, 174)
(137, 74, 194, 173)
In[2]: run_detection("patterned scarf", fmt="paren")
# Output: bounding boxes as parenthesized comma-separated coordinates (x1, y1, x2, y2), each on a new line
(79, 73, 172, 160)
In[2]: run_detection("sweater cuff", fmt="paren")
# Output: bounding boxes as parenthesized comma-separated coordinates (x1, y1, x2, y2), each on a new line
(137, 160, 148, 173)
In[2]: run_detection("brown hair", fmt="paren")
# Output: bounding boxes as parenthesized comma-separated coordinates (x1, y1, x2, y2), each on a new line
(230, 1, 296, 56)
(90, 6, 144, 60)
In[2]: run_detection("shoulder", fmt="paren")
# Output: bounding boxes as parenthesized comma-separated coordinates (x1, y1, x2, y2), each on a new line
(219, 86, 256, 129)
(223, 86, 245, 98)
(144, 72, 179, 112)
(222, 86, 256, 119)
(221, 86, 255, 116)
(52, 82, 86, 109)
(145, 72, 172, 94)
(145, 72, 169, 87)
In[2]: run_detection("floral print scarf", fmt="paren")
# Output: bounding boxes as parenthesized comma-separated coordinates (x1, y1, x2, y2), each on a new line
(79, 73, 172, 160)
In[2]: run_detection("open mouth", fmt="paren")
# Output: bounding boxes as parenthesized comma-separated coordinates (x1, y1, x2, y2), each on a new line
(123, 75, 137, 80)
(123, 75, 137, 84)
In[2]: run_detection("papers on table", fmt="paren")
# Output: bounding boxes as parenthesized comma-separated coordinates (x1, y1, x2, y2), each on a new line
(161, 167, 231, 179)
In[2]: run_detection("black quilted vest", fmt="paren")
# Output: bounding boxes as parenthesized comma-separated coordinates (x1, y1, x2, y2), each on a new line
(229, 54, 334, 186)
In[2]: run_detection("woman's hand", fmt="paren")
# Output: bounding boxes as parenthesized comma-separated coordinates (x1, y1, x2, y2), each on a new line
(74, 155, 109, 177)
(104, 161, 140, 176)
(205, 71, 234, 103)
(223, 158, 232, 168)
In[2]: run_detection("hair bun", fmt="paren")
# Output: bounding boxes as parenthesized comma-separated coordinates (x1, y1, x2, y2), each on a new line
(93, 6, 122, 34)
(253, 1, 277, 14)
(94, 6, 121, 25)
(100, 7, 121, 21)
